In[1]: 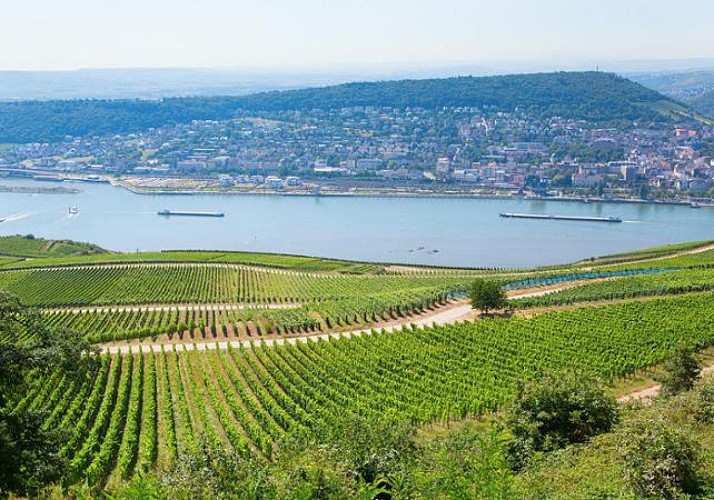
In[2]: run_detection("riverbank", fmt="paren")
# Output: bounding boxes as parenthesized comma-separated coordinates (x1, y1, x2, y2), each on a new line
(112, 177, 713, 208)
(0, 184, 82, 195)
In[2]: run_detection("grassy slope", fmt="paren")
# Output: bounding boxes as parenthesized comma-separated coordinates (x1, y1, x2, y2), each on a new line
(0, 234, 107, 258)
(514, 376, 714, 498)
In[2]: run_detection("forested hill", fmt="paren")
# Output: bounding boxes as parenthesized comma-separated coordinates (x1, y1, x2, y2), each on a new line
(232, 72, 676, 118)
(0, 72, 688, 143)
(691, 90, 714, 118)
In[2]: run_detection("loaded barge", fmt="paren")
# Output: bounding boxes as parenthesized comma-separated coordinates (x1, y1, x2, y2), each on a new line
(158, 210, 225, 217)
(500, 213, 622, 223)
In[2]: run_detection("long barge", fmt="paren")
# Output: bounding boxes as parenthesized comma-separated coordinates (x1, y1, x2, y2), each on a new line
(500, 213, 622, 223)
(158, 209, 225, 217)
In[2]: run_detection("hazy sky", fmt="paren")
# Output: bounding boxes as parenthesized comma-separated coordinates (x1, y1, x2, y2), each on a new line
(2, 0, 713, 71)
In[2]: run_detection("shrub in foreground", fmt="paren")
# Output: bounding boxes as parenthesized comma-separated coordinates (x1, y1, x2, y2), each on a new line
(618, 417, 700, 498)
(503, 371, 619, 469)
(657, 345, 702, 397)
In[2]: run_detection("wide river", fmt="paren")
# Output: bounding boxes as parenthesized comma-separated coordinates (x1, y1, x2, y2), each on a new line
(0, 179, 712, 268)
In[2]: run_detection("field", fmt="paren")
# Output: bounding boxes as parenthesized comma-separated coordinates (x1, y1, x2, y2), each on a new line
(4, 236, 714, 493)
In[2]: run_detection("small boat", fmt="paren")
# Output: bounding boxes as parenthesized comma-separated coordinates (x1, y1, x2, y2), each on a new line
(68, 206, 78, 214)
(691, 202, 701, 209)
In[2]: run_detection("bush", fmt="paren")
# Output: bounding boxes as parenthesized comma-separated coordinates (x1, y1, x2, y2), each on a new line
(689, 378, 714, 424)
(159, 437, 362, 499)
(503, 371, 618, 469)
(413, 426, 514, 499)
(323, 414, 417, 485)
(618, 417, 700, 498)
(657, 345, 701, 397)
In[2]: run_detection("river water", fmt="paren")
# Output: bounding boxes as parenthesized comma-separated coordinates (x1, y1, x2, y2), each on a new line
(0, 179, 711, 268)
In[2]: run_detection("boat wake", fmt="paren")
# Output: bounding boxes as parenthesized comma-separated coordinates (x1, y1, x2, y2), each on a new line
(1, 211, 34, 222)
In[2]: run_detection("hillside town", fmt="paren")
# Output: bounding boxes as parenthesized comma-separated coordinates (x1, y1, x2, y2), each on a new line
(1, 106, 713, 201)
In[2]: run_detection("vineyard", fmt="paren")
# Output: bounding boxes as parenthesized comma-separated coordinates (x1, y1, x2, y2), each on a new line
(2, 254, 712, 346)
(33, 286, 451, 344)
(513, 268, 714, 307)
(574, 239, 714, 267)
(598, 247, 714, 270)
(0, 248, 378, 273)
(4, 238, 714, 493)
(16, 292, 714, 489)
(0, 264, 468, 307)
(0, 261, 467, 345)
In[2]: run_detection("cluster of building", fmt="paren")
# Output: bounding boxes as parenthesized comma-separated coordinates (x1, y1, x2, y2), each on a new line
(1, 106, 713, 199)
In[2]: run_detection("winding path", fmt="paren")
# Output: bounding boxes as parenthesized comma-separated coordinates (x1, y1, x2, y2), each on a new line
(618, 364, 714, 403)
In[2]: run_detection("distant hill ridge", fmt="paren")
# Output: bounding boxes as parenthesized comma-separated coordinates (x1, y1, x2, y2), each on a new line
(0, 72, 690, 143)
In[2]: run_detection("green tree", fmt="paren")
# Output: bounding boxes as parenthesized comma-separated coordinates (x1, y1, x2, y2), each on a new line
(503, 371, 618, 469)
(0, 291, 94, 496)
(469, 279, 507, 315)
(657, 345, 701, 397)
(638, 182, 650, 200)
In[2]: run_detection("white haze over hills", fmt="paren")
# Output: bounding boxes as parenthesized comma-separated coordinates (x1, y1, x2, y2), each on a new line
(1, 58, 714, 101)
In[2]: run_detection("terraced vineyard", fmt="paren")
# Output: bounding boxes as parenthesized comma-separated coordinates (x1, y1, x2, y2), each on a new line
(0, 264, 468, 307)
(7, 236, 714, 493)
(36, 286, 451, 344)
(0, 261, 463, 344)
(17, 292, 714, 488)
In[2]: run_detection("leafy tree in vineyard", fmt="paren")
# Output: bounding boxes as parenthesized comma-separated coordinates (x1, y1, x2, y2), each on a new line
(469, 279, 507, 315)
(0, 291, 94, 496)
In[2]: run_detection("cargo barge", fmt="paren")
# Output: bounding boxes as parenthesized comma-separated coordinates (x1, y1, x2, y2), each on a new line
(500, 213, 622, 223)
(158, 210, 225, 217)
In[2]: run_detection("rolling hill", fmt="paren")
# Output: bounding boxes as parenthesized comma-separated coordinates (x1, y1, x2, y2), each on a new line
(0, 72, 692, 143)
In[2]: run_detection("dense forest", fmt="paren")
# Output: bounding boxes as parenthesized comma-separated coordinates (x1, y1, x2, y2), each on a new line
(0, 72, 683, 143)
